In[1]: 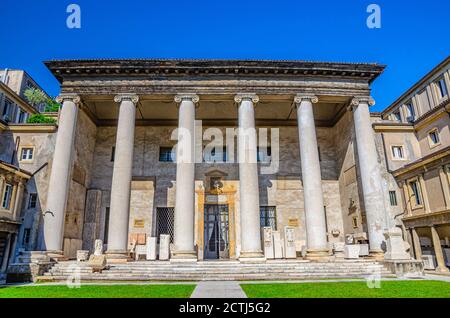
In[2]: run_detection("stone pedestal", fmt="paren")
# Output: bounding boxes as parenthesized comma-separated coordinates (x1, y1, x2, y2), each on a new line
(333, 242, 345, 258)
(262, 227, 274, 259)
(76, 250, 89, 262)
(359, 244, 370, 256)
(284, 226, 297, 259)
(159, 234, 170, 261)
(273, 231, 283, 259)
(146, 237, 157, 260)
(383, 227, 410, 260)
(344, 245, 360, 259)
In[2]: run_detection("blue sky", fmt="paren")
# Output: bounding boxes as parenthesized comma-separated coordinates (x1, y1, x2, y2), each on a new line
(1, 0, 449, 112)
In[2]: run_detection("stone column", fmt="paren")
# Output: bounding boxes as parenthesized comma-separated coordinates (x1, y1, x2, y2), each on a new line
(411, 227, 422, 260)
(235, 93, 264, 260)
(0, 233, 11, 272)
(438, 166, 450, 210)
(106, 94, 139, 260)
(430, 226, 449, 272)
(350, 97, 387, 255)
(43, 94, 80, 255)
(172, 94, 198, 260)
(294, 95, 329, 258)
(12, 181, 25, 220)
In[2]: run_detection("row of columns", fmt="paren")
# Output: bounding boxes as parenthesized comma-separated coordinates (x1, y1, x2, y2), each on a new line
(42, 93, 387, 260)
(410, 226, 449, 272)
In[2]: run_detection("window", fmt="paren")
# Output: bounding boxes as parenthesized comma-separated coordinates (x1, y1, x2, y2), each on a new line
(351, 216, 358, 229)
(28, 193, 38, 209)
(23, 228, 31, 245)
(110, 146, 115, 162)
(409, 180, 422, 206)
(393, 110, 402, 122)
(257, 147, 272, 163)
(204, 146, 227, 163)
(2, 184, 13, 210)
(405, 102, 415, 121)
(159, 147, 175, 162)
(2, 98, 12, 118)
(428, 129, 440, 146)
(389, 191, 398, 206)
(156, 207, 174, 243)
(260, 206, 277, 230)
(436, 78, 448, 99)
(20, 147, 34, 161)
(15, 109, 26, 123)
(392, 146, 404, 159)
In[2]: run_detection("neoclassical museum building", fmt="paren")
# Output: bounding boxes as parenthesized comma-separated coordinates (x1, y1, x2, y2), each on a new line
(1, 57, 449, 280)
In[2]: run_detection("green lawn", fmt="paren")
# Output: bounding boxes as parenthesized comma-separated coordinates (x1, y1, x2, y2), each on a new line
(0, 284, 195, 298)
(241, 280, 450, 298)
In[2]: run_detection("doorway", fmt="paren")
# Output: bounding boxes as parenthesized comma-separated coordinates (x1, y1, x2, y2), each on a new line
(203, 204, 229, 259)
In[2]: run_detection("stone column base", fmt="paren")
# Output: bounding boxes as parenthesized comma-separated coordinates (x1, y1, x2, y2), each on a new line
(368, 250, 385, 260)
(105, 251, 131, 264)
(170, 250, 197, 262)
(239, 251, 265, 263)
(306, 248, 331, 261)
(435, 266, 450, 273)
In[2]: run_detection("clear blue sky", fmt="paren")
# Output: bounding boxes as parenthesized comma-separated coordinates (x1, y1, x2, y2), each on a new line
(1, 0, 449, 112)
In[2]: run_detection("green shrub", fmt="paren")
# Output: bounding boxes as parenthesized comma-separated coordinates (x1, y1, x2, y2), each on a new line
(26, 114, 56, 124)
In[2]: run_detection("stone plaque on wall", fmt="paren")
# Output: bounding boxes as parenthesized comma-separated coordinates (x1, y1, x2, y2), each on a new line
(288, 218, 299, 227)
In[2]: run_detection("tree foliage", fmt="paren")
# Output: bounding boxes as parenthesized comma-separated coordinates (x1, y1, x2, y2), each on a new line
(26, 114, 56, 124)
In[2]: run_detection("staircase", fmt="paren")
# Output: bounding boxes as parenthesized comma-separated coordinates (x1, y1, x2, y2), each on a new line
(38, 259, 395, 282)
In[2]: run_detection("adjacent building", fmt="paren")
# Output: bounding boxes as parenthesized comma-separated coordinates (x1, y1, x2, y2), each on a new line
(376, 56, 450, 272)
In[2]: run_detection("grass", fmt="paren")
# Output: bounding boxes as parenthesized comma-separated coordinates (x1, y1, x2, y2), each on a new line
(241, 280, 450, 298)
(0, 284, 196, 298)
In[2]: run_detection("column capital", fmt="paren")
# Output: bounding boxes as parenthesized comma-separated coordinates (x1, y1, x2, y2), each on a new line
(234, 93, 259, 105)
(55, 93, 81, 105)
(294, 94, 318, 105)
(174, 93, 200, 104)
(350, 96, 375, 110)
(114, 94, 139, 105)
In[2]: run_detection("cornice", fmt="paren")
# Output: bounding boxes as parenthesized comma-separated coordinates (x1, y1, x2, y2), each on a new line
(44, 58, 385, 84)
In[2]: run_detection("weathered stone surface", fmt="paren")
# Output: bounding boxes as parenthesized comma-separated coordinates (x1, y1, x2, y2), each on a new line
(383, 227, 410, 260)
(159, 234, 170, 260)
(273, 231, 283, 259)
(344, 245, 360, 259)
(146, 237, 157, 260)
(262, 227, 274, 259)
(284, 226, 296, 259)
(76, 250, 89, 262)
(94, 239, 103, 256)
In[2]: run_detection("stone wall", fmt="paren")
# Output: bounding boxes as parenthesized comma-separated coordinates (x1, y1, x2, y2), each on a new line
(88, 124, 345, 257)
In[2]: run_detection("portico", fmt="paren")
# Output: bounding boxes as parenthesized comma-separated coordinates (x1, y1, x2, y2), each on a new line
(40, 59, 392, 263)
